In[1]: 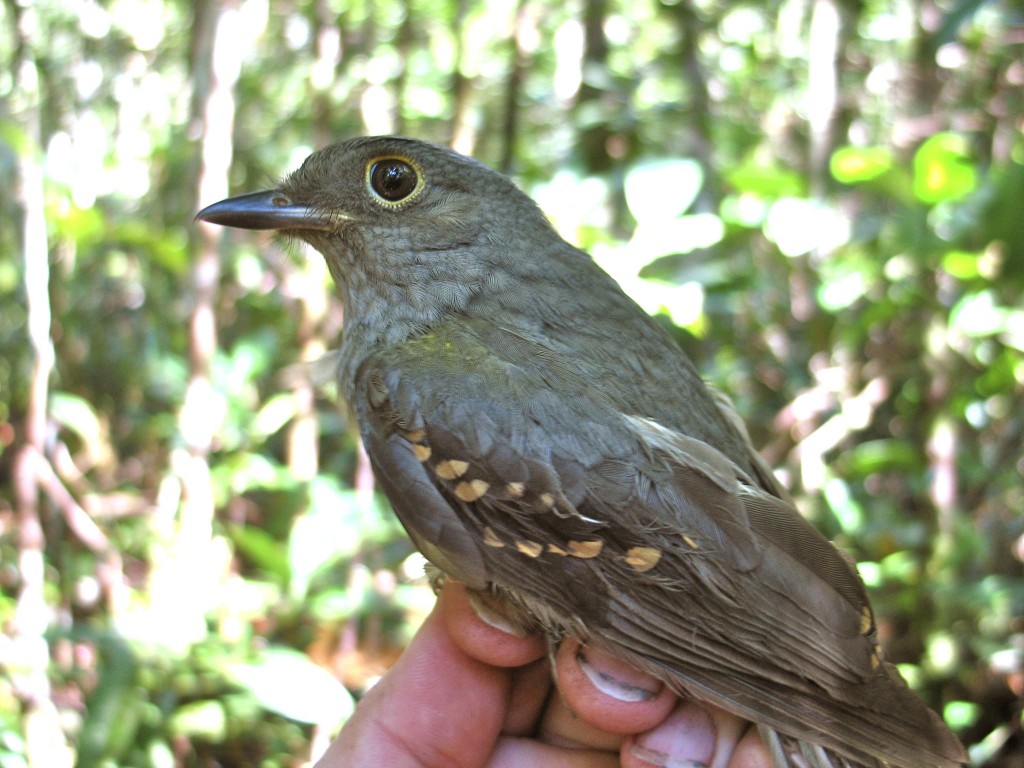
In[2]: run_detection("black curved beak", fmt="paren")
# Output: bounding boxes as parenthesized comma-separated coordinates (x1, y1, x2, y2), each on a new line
(195, 190, 345, 231)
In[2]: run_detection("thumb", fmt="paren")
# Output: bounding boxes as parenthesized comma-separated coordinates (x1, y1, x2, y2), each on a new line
(315, 595, 512, 768)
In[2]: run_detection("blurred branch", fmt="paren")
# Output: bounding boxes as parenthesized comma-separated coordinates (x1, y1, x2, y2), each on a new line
(30, 446, 109, 554)
(574, 0, 613, 174)
(7, 0, 72, 762)
(781, 374, 890, 493)
(148, 0, 243, 650)
(807, 0, 842, 198)
(498, 0, 531, 174)
(665, 0, 718, 211)
(449, 0, 475, 154)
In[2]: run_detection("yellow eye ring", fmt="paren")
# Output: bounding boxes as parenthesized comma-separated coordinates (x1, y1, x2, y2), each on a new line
(366, 156, 425, 208)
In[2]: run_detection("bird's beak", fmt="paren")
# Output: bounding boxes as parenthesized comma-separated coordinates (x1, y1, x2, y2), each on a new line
(195, 190, 346, 231)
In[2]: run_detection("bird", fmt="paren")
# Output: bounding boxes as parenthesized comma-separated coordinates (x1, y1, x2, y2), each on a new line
(196, 136, 967, 768)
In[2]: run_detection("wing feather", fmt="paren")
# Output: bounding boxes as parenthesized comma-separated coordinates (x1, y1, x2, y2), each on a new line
(353, 322, 964, 768)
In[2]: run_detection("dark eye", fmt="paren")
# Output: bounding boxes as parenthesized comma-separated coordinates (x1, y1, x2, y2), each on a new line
(369, 159, 419, 202)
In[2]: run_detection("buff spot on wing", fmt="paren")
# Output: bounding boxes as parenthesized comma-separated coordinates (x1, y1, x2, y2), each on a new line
(404, 428, 426, 442)
(539, 492, 555, 507)
(860, 606, 874, 635)
(624, 546, 662, 572)
(411, 443, 432, 462)
(568, 540, 603, 558)
(435, 459, 470, 480)
(483, 527, 504, 548)
(547, 543, 569, 556)
(506, 482, 525, 498)
(515, 540, 544, 558)
(455, 479, 489, 502)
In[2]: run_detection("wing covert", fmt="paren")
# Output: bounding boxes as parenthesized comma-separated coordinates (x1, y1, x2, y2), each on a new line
(351, 321, 959, 767)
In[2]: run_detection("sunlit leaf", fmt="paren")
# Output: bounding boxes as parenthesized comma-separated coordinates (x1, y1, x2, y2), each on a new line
(289, 481, 364, 599)
(880, 550, 919, 585)
(913, 132, 977, 204)
(719, 193, 769, 228)
(49, 392, 104, 449)
(763, 198, 850, 256)
(824, 478, 864, 533)
(949, 291, 1024, 350)
(168, 701, 227, 741)
(230, 647, 353, 726)
(229, 525, 290, 583)
(53, 203, 106, 247)
(925, 633, 960, 675)
(896, 663, 923, 689)
(725, 162, 804, 198)
(76, 636, 141, 766)
(211, 453, 292, 502)
(857, 561, 881, 588)
(846, 439, 920, 474)
(934, 0, 992, 48)
(818, 269, 869, 312)
(252, 392, 298, 438)
(624, 159, 703, 223)
(941, 250, 983, 279)
(146, 739, 175, 768)
(309, 588, 361, 620)
(830, 146, 894, 183)
(629, 214, 724, 263)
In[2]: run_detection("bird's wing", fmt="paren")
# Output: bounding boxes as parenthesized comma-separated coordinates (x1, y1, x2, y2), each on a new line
(353, 324, 965, 768)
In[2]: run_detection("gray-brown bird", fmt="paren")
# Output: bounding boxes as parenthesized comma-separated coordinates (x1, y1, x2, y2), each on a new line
(197, 137, 967, 767)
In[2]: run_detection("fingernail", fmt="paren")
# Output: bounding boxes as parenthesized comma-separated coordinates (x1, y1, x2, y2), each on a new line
(576, 645, 662, 702)
(629, 701, 714, 768)
(465, 590, 530, 637)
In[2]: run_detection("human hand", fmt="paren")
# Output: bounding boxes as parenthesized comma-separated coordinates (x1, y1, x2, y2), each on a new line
(315, 581, 771, 768)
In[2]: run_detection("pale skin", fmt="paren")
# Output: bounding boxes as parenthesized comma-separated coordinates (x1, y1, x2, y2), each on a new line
(316, 582, 773, 768)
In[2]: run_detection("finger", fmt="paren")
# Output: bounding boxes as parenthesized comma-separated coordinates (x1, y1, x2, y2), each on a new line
(439, 582, 552, 734)
(540, 692, 625, 752)
(503, 659, 553, 735)
(486, 736, 620, 768)
(621, 700, 751, 768)
(316, 601, 509, 768)
(548, 638, 678, 741)
(439, 581, 547, 668)
(725, 728, 773, 768)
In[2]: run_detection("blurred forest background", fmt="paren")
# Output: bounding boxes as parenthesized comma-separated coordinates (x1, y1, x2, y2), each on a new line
(1, 0, 1023, 765)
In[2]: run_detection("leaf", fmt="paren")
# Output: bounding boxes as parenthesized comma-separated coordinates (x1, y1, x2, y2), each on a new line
(943, 700, 982, 729)
(913, 133, 977, 204)
(763, 198, 850, 256)
(288, 482, 364, 600)
(252, 392, 298, 438)
(49, 392, 104, 448)
(168, 701, 227, 741)
(725, 161, 804, 198)
(624, 159, 703, 223)
(229, 647, 353, 726)
(933, 0, 994, 48)
(229, 524, 291, 582)
(629, 214, 724, 262)
(830, 146, 894, 184)
(941, 250, 983, 280)
(949, 291, 1024, 351)
(75, 635, 141, 767)
(846, 439, 921, 475)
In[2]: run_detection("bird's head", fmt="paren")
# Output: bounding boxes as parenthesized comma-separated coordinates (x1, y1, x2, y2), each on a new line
(197, 137, 562, 334)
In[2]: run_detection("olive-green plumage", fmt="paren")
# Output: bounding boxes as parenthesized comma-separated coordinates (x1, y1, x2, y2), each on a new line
(197, 136, 966, 768)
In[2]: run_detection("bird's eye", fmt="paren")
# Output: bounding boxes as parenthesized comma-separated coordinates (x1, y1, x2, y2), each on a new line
(368, 159, 420, 204)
